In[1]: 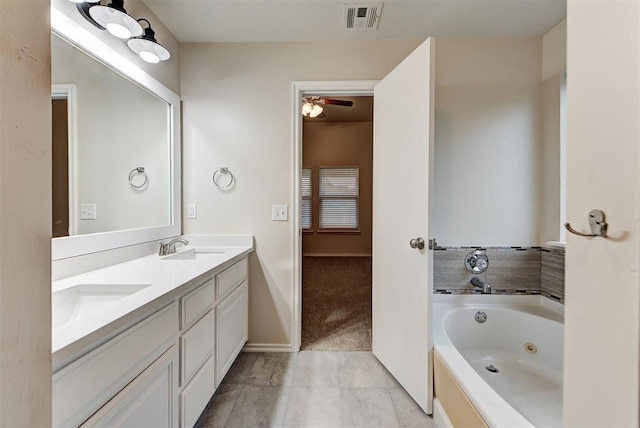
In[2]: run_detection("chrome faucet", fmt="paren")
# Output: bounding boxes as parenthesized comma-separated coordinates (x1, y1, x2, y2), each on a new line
(471, 276, 492, 294)
(159, 238, 189, 256)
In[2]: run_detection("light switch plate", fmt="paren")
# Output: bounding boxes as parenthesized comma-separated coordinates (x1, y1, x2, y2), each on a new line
(80, 203, 96, 220)
(187, 203, 197, 219)
(271, 204, 288, 221)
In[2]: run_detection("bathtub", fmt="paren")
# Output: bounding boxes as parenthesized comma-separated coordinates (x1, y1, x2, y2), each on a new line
(433, 295, 564, 427)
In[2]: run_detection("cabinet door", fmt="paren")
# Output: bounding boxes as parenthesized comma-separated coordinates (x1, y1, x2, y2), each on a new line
(180, 355, 216, 428)
(82, 346, 178, 428)
(216, 281, 248, 384)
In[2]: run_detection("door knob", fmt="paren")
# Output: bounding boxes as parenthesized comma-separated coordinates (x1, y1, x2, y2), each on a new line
(409, 237, 425, 250)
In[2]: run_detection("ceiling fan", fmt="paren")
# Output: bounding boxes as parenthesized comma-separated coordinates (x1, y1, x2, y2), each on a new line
(301, 96, 354, 119)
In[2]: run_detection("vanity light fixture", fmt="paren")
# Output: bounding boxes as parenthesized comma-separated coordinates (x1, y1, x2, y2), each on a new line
(88, 0, 143, 39)
(127, 19, 171, 63)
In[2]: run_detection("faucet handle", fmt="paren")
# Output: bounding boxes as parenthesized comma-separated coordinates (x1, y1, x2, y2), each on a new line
(158, 243, 167, 256)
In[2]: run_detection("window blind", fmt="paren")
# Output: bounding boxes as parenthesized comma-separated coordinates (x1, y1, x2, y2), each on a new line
(301, 168, 312, 230)
(319, 167, 359, 229)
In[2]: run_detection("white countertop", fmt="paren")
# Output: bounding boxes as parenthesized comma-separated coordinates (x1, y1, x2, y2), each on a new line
(52, 235, 253, 370)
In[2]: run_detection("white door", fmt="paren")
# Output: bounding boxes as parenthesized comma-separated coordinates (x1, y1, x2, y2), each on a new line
(372, 38, 435, 414)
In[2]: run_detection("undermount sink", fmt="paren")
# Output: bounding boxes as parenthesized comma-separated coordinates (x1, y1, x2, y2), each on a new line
(53, 284, 151, 329)
(160, 247, 228, 261)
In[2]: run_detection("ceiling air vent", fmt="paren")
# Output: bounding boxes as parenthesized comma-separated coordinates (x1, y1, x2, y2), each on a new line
(344, 3, 383, 31)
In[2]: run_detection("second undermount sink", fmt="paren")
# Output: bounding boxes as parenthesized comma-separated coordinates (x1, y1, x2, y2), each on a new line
(53, 283, 151, 329)
(160, 247, 228, 261)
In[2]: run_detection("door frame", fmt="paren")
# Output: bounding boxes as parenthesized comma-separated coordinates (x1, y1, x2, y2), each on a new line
(291, 80, 378, 351)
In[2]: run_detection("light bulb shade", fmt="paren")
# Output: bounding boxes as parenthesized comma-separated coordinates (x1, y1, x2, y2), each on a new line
(309, 104, 323, 118)
(89, 2, 143, 39)
(127, 27, 170, 62)
(301, 102, 313, 116)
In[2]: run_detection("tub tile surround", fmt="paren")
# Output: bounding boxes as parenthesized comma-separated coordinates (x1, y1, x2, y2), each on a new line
(434, 246, 565, 301)
(541, 247, 565, 302)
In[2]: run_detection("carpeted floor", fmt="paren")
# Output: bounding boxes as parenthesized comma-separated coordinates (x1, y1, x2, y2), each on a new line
(301, 257, 372, 351)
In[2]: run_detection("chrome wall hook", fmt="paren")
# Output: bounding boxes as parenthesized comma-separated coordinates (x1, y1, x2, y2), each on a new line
(565, 209, 608, 238)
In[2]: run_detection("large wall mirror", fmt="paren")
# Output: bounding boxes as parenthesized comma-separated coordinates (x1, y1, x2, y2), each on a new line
(51, 7, 181, 260)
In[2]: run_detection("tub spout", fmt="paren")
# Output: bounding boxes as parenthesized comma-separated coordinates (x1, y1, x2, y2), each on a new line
(471, 276, 492, 294)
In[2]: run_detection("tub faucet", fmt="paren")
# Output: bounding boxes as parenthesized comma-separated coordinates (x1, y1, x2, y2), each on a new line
(159, 238, 189, 256)
(471, 277, 492, 294)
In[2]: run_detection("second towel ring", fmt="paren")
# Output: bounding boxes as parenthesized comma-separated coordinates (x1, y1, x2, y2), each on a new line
(129, 167, 148, 189)
(213, 167, 235, 190)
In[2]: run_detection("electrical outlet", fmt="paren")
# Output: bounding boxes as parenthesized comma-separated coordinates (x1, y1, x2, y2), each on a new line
(80, 203, 96, 220)
(187, 203, 197, 219)
(271, 204, 288, 221)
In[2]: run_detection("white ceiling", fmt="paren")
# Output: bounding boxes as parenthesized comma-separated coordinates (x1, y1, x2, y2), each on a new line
(142, 0, 567, 44)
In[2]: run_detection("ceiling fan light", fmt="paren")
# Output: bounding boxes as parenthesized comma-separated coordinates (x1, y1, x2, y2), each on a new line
(309, 104, 324, 118)
(301, 102, 314, 116)
(89, 1, 143, 39)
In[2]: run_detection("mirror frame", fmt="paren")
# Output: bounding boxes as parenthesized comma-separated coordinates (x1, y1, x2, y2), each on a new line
(51, 6, 181, 260)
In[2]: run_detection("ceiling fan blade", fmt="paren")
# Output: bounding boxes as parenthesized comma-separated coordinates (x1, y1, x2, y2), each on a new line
(322, 99, 353, 107)
(317, 112, 327, 119)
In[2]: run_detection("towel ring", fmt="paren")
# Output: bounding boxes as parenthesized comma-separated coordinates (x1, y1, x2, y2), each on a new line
(129, 167, 148, 189)
(213, 167, 235, 190)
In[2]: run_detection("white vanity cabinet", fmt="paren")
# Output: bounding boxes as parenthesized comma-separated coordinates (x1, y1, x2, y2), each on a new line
(53, 302, 178, 427)
(53, 255, 250, 428)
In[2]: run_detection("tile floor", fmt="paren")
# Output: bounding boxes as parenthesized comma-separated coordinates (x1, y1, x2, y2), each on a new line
(195, 351, 436, 428)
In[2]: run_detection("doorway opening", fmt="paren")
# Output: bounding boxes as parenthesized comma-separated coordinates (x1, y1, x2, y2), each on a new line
(292, 81, 377, 350)
(51, 84, 77, 238)
(300, 95, 374, 351)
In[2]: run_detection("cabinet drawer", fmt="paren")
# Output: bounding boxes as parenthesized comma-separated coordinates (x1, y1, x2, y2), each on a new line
(216, 258, 247, 299)
(216, 282, 248, 385)
(82, 346, 178, 428)
(180, 310, 215, 386)
(53, 302, 178, 428)
(181, 278, 215, 328)
(180, 355, 216, 428)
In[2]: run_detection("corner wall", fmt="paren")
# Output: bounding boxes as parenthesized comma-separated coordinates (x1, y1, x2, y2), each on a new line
(0, 1, 52, 425)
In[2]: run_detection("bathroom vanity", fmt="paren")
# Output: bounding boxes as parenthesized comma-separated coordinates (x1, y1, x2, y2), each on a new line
(52, 237, 253, 427)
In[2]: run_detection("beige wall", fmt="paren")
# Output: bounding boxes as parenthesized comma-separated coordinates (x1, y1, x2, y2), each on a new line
(564, 1, 640, 426)
(542, 19, 567, 81)
(52, 0, 180, 94)
(302, 122, 373, 256)
(539, 18, 567, 244)
(180, 40, 422, 346)
(0, 1, 52, 426)
(434, 38, 542, 246)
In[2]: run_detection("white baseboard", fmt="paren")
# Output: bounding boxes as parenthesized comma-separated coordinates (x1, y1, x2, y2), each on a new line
(243, 342, 294, 353)
(433, 398, 453, 428)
